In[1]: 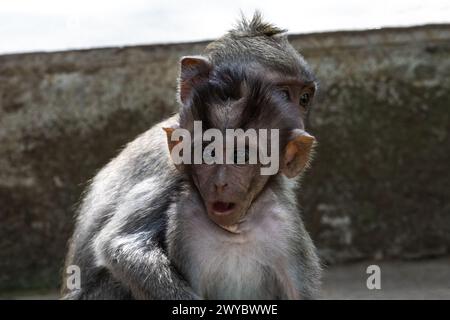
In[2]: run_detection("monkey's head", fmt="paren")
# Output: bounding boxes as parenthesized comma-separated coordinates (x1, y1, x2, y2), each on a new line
(164, 66, 316, 230)
(164, 13, 317, 231)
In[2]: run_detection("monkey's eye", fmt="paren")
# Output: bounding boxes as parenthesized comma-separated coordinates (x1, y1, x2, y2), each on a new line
(299, 92, 311, 107)
(233, 147, 250, 164)
(202, 144, 217, 164)
(278, 88, 291, 101)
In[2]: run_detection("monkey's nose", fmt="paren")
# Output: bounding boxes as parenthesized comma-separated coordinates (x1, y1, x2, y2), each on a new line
(215, 182, 228, 193)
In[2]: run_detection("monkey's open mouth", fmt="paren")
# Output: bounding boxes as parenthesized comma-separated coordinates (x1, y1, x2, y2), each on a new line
(212, 201, 236, 215)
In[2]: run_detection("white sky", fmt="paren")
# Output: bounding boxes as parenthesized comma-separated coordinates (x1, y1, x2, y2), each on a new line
(1, 0, 449, 55)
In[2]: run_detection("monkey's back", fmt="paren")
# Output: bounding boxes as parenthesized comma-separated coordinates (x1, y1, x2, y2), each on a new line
(62, 115, 182, 299)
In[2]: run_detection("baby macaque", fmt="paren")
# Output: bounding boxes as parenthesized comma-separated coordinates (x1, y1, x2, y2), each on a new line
(62, 13, 321, 300)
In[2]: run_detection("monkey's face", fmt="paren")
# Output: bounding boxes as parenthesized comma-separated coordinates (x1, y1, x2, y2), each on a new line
(167, 55, 317, 231)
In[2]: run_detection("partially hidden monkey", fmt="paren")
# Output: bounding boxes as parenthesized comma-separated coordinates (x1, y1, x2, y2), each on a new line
(62, 12, 321, 300)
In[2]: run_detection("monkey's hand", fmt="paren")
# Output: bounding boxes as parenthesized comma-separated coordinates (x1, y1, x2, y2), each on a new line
(94, 229, 199, 300)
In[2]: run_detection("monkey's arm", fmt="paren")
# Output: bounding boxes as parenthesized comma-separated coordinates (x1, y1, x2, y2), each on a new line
(95, 231, 197, 299)
(93, 178, 198, 300)
(289, 225, 322, 300)
(271, 185, 321, 300)
(274, 244, 321, 300)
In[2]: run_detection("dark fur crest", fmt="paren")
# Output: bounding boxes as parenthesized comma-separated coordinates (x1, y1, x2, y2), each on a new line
(231, 11, 286, 37)
(180, 64, 300, 138)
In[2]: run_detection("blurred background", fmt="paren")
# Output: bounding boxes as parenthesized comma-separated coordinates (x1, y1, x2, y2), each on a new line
(0, 0, 449, 299)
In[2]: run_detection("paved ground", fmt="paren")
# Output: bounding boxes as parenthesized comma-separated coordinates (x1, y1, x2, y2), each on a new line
(5, 257, 450, 300)
(321, 257, 450, 299)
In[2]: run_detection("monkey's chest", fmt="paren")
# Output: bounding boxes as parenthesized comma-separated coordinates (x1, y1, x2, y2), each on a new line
(174, 216, 291, 299)
(190, 244, 281, 299)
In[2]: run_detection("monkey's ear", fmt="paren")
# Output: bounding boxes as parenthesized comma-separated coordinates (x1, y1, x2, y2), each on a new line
(178, 56, 211, 104)
(163, 127, 185, 171)
(281, 129, 316, 178)
(162, 127, 180, 154)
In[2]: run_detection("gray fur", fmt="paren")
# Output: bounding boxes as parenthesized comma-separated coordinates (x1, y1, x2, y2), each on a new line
(167, 176, 321, 299)
(205, 11, 315, 81)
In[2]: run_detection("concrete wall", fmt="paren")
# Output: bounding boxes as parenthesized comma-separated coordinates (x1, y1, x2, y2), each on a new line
(1, 25, 449, 292)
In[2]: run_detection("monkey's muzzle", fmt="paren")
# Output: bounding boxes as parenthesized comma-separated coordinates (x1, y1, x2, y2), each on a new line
(212, 201, 236, 215)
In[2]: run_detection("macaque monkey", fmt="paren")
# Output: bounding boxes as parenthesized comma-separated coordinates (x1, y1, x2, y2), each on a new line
(62, 12, 321, 300)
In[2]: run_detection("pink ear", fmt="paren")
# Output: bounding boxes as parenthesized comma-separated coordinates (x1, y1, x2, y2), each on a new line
(178, 56, 211, 104)
(282, 130, 316, 178)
